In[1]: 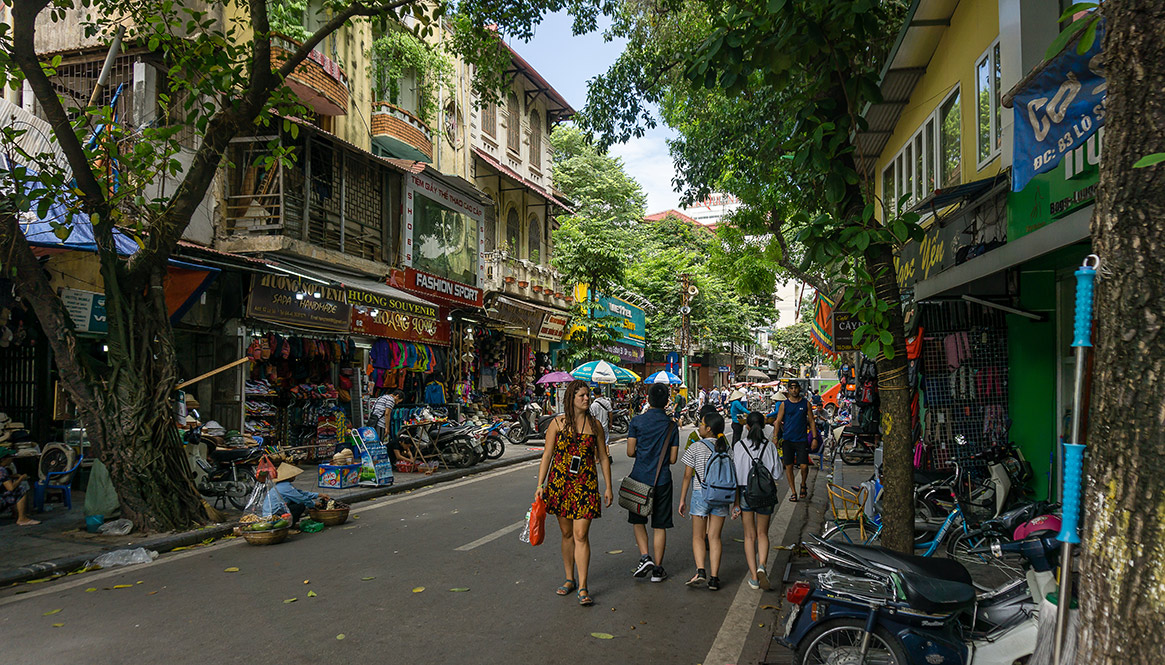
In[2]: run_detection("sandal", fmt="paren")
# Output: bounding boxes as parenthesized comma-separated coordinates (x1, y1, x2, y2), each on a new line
(789, 493, 799, 502)
(800, 486, 808, 500)
(556, 579, 577, 596)
(577, 587, 594, 606)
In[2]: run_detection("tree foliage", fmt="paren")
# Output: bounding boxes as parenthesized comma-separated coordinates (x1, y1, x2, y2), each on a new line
(769, 322, 819, 371)
(370, 28, 456, 125)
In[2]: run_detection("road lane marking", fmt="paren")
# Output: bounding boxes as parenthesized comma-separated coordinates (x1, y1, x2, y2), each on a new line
(455, 520, 526, 551)
(0, 460, 540, 607)
(702, 471, 803, 665)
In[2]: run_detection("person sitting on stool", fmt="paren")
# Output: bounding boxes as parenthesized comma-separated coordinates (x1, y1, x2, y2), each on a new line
(264, 463, 329, 525)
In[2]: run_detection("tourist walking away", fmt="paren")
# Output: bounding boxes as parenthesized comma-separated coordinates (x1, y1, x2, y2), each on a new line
(589, 387, 613, 451)
(732, 412, 781, 589)
(0, 446, 39, 526)
(625, 383, 680, 582)
(697, 386, 707, 408)
(678, 412, 736, 590)
(709, 387, 721, 410)
(535, 380, 614, 606)
(728, 389, 749, 443)
(767, 381, 817, 501)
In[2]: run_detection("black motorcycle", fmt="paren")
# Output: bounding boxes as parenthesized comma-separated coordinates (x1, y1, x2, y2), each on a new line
(184, 427, 261, 510)
(415, 421, 483, 468)
(608, 408, 630, 435)
(837, 423, 877, 465)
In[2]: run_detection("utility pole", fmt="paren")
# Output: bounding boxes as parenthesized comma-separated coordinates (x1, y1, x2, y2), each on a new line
(679, 273, 694, 388)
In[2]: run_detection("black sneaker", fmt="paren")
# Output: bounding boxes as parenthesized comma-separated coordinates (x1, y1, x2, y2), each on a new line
(650, 566, 668, 583)
(685, 569, 707, 587)
(708, 576, 721, 590)
(633, 555, 655, 578)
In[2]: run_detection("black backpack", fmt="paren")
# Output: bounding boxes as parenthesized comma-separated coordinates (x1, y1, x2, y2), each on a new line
(742, 442, 779, 509)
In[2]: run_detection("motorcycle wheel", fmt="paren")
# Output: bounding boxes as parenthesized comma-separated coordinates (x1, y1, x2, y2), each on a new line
(838, 438, 868, 466)
(226, 468, 257, 510)
(823, 403, 837, 420)
(947, 529, 1025, 578)
(483, 435, 505, 460)
(506, 419, 530, 445)
(441, 438, 476, 468)
(795, 618, 907, 665)
(610, 415, 629, 435)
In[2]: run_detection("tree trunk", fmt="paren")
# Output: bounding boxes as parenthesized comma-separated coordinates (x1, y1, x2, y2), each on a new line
(1077, 2, 1165, 661)
(865, 243, 913, 554)
(0, 209, 208, 532)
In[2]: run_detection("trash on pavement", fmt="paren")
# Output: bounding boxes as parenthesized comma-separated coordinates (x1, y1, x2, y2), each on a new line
(97, 518, 133, 536)
(90, 548, 158, 569)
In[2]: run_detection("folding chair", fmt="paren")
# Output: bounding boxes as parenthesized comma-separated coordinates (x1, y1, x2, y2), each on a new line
(826, 482, 872, 542)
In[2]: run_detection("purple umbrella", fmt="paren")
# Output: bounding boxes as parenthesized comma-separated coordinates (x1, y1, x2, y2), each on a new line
(537, 371, 575, 384)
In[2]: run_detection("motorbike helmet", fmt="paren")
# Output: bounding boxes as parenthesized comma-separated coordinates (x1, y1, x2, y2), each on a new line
(1013, 514, 1061, 540)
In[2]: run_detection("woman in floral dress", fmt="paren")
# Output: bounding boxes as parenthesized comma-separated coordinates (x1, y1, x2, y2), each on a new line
(534, 380, 613, 606)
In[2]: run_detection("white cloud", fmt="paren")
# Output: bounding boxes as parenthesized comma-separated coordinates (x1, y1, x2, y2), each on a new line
(607, 129, 682, 214)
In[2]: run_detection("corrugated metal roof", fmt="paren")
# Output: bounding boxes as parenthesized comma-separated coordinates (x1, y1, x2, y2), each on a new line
(854, 0, 961, 176)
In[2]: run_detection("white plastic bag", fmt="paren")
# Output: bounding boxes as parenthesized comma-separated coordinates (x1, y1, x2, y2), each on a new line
(243, 478, 289, 519)
(97, 518, 133, 536)
(91, 547, 158, 568)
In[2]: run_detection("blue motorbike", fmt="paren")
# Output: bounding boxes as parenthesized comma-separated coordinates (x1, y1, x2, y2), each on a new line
(776, 534, 1060, 665)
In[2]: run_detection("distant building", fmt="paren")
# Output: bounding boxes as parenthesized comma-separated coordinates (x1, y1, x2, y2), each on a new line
(679, 193, 742, 229)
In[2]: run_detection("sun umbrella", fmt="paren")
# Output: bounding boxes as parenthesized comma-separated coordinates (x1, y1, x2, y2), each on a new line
(571, 360, 639, 384)
(644, 370, 682, 385)
(536, 371, 574, 384)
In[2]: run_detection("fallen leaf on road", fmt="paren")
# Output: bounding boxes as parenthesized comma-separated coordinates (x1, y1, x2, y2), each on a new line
(351, 515, 360, 519)
(52, 623, 64, 628)
(734, 538, 745, 543)
(148, 591, 158, 595)
(136, 581, 143, 585)
(170, 546, 190, 552)
(449, 587, 470, 592)
(307, 591, 317, 598)
(759, 623, 765, 627)
(26, 578, 51, 584)
(606, 550, 623, 554)
(85, 588, 97, 593)
(590, 633, 614, 640)
(224, 567, 239, 573)
(112, 585, 133, 589)
(412, 587, 425, 593)
(43, 609, 62, 616)
(761, 605, 778, 610)
(283, 598, 297, 604)
(361, 576, 375, 581)
(336, 634, 346, 640)
(303, 580, 310, 584)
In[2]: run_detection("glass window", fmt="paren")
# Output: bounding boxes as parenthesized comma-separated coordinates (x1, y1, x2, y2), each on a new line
(506, 93, 521, 154)
(976, 55, 992, 164)
(413, 194, 479, 286)
(914, 133, 924, 201)
(896, 153, 905, 213)
(993, 42, 1003, 152)
(882, 164, 895, 219)
(528, 215, 541, 263)
(506, 208, 521, 253)
(903, 143, 913, 206)
(925, 119, 935, 194)
(940, 89, 961, 188)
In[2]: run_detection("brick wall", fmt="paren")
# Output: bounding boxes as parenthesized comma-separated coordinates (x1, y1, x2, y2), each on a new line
(270, 45, 349, 116)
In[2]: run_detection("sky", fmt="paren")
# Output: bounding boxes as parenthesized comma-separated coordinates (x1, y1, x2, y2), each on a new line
(507, 12, 682, 215)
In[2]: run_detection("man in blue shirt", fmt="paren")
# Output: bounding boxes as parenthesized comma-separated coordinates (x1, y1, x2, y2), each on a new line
(727, 389, 749, 443)
(767, 381, 817, 501)
(625, 383, 679, 583)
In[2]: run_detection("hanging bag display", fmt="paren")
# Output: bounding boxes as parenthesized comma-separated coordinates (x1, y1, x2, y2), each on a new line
(618, 421, 677, 516)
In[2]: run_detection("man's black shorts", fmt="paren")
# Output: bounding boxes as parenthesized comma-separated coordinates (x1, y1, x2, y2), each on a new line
(627, 481, 674, 529)
(781, 439, 811, 467)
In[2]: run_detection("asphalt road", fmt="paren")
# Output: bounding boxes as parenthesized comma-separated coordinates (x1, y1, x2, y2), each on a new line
(0, 431, 796, 665)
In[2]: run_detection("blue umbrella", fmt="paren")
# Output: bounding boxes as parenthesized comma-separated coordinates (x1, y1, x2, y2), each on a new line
(644, 370, 682, 385)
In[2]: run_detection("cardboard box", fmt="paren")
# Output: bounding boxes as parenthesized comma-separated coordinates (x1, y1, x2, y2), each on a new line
(317, 463, 360, 489)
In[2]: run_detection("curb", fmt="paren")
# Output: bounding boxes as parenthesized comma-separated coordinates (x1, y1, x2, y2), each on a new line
(0, 450, 543, 588)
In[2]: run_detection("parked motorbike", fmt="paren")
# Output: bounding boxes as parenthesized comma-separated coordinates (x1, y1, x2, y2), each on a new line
(779, 534, 1061, 665)
(183, 426, 261, 510)
(608, 408, 630, 435)
(413, 421, 483, 468)
(473, 420, 507, 460)
(836, 424, 877, 465)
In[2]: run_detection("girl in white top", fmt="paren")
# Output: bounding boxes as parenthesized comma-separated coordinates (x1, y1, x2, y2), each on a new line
(731, 411, 781, 590)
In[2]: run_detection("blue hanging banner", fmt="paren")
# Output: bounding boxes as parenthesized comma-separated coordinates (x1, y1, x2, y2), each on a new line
(665, 352, 680, 375)
(1012, 19, 1106, 193)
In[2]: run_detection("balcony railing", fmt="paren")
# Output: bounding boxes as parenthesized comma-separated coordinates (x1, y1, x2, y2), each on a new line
(370, 102, 433, 162)
(482, 251, 571, 307)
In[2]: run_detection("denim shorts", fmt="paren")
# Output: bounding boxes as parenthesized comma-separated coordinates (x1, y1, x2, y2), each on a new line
(689, 485, 730, 518)
(737, 486, 775, 516)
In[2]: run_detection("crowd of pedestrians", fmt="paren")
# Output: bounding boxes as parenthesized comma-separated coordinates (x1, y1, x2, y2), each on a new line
(532, 379, 819, 605)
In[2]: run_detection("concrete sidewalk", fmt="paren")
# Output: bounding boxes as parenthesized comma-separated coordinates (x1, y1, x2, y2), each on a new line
(0, 442, 550, 588)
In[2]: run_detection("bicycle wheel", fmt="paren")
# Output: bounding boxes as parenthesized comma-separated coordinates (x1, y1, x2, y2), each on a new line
(947, 530, 1025, 578)
(821, 519, 881, 546)
(226, 468, 257, 510)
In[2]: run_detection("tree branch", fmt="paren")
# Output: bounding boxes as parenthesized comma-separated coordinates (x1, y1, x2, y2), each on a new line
(10, 0, 112, 224)
(768, 209, 831, 295)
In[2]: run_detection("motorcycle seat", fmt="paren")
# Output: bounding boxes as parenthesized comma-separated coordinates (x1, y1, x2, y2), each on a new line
(843, 425, 874, 436)
(210, 447, 256, 463)
(913, 470, 951, 486)
(827, 542, 973, 586)
(898, 571, 976, 614)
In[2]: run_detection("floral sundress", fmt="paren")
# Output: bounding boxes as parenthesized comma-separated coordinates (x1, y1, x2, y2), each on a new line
(544, 427, 601, 520)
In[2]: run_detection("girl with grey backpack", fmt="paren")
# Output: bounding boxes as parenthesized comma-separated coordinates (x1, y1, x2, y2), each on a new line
(730, 411, 781, 590)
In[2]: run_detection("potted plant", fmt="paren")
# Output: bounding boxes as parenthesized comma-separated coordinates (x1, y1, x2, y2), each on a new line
(504, 275, 516, 284)
(554, 291, 564, 299)
(517, 280, 529, 288)
(532, 285, 543, 293)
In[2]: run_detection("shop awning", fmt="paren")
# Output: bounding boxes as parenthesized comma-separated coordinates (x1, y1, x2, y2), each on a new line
(914, 206, 1091, 301)
(908, 172, 1010, 215)
(490, 295, 569, 338)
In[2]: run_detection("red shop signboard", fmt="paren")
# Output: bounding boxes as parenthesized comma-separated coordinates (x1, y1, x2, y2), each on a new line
(390, 267, 483, 309)
(350, 308, 451, 346)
